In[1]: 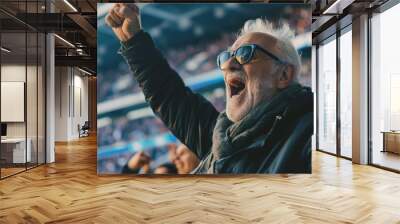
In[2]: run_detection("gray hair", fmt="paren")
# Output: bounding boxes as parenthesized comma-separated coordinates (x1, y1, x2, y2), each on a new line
(237, 18, 301, 80)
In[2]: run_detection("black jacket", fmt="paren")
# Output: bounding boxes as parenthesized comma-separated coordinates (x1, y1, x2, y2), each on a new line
(120, 30, 313, 174)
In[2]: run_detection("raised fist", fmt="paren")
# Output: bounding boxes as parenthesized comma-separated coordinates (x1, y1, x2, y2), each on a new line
(105, 3, 141, 42)
(127, 151, 151, 170)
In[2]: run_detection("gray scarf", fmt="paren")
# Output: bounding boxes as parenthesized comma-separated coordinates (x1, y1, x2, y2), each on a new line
(210, 83, 303, 160)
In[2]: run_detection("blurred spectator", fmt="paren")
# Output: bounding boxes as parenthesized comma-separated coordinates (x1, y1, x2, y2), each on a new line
(154, 163, 178, 174)
(121, 151, 151, 174)
(119, 150, 179, 174)
(116, 144, 198, 174)
(170, 144, 200, 174)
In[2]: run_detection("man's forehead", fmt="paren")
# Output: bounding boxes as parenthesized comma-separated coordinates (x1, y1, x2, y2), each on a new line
(230, 32, 278, 51)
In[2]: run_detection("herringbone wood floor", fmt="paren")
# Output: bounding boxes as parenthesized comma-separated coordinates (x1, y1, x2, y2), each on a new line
(0, 135, 400, 224)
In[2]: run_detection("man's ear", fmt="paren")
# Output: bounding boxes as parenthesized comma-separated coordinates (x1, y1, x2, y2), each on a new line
(277, 65, 294, 89)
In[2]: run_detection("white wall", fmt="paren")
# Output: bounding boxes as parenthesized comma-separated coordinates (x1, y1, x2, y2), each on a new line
(311, 45, 316, 150)
(54, 67, 89, 141)
(1, 63, 46, 164)
(72, 73, 89, 138)
(1, 65, 41, 138)
(1, 65, 26, 81)
(1, 65, 26, 139)
(1, 82, 25, 122)
(55, 67, 69, 141)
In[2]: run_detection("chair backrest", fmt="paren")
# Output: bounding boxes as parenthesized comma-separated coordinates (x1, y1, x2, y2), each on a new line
(83, 121, 90, 129)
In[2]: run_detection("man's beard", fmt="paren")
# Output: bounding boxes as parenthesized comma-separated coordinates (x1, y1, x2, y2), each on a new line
(225, 67, 279, 122)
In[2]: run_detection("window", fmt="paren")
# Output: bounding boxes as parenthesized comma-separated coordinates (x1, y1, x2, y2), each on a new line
(370, 2, 400, 171)
(339, 28, 352, 158)
(0, 0, 47, 179)
(317, 36, 337, 154)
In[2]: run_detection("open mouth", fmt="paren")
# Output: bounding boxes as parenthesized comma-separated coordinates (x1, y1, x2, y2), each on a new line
(227, 77, 245, 97)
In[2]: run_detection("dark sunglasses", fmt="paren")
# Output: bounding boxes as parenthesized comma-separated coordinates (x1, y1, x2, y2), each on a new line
(217, 44, 286, 69)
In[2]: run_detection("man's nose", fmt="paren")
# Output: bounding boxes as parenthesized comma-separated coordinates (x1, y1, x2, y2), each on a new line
(221, 57, 241, 71)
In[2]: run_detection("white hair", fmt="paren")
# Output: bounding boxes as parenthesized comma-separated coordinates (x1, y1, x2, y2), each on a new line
(237, 18, 301, 81)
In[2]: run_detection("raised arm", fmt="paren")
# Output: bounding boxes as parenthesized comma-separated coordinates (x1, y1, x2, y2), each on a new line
(105, 3, 219, 160)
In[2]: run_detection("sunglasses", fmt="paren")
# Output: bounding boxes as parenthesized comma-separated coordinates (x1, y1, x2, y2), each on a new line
(217, 44, 286, 69)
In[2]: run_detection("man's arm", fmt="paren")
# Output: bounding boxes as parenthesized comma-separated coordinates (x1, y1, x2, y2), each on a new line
(106, 3, 219, 160)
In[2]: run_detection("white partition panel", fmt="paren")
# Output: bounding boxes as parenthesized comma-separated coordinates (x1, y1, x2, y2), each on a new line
(1, 82, 25, 122)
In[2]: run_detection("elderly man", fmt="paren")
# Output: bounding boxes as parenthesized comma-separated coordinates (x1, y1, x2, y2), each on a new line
(106, 3, 313, 174)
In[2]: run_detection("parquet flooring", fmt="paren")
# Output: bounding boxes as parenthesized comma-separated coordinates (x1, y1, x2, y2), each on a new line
(1, 167, 25, 177)
(0, 135, 400, 223)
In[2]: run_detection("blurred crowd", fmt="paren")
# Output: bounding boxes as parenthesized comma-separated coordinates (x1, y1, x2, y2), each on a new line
(98, 87, 226, 148)
(98, 143, 200, 174)
(165, 33, 237, 79)
(98, 116, 167, 147)
(98, 33, 235, 102)
(98, 7, 311, 103)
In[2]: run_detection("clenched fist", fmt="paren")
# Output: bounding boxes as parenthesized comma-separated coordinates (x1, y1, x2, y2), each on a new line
(105, 3, 141, 42)
(127, 151, 151, 171)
